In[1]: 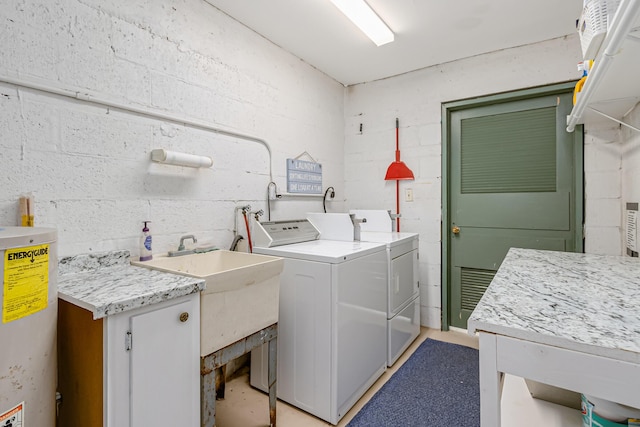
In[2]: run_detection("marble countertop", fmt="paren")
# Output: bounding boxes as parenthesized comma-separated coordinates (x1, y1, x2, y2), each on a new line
(468, 248, 640, 364)
(57, 250, 205, 319)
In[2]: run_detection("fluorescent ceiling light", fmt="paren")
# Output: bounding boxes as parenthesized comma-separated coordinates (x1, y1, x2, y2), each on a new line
(330, 0, 394, 46)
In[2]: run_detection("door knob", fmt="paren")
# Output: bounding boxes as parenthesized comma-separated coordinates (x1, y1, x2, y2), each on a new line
(452, 226, 460, 234)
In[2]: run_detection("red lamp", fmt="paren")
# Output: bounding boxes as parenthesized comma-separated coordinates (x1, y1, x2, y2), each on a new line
(385, 118, 414, 180)
(385, 118, 414, 231)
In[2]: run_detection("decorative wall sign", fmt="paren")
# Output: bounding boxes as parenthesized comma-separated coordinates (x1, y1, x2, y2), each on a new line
(286, 157, 322, 194)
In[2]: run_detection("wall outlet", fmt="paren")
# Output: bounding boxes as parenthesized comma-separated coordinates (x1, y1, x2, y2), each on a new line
(405, 188, 414, 202)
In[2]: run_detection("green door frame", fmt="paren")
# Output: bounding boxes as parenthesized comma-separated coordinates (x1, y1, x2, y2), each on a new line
(440, 82, 584, 331)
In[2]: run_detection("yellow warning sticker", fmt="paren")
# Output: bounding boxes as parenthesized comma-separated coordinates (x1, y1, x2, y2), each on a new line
(3, 244, 49, 323)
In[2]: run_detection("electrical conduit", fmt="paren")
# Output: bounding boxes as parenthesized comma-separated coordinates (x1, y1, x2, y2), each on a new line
(0, 72, 274, 180)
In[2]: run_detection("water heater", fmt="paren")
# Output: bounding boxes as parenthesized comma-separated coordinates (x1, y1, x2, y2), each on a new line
(0, 227, 57, 426)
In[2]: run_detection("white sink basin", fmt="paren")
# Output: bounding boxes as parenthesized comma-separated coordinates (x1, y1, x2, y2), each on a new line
(132, 250, 283, 356)
(133, 250, 282, 292)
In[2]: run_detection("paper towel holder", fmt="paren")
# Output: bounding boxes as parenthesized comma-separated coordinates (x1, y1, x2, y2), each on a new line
(150, 149, 213, 168)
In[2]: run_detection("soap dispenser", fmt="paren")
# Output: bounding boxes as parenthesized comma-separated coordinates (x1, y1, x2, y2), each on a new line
(140, 221, 153, 261)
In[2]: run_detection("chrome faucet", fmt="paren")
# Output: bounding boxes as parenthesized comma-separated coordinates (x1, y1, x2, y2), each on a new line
(388, 211, 401, 232)
(178, 235, 197, 251)
(388, 210, 401, 220)
(168, 235, 198, 257)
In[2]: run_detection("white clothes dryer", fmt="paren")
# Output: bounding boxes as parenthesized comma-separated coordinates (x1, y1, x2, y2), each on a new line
(357, 230, 420, 366)
(349, 210, 421, 367)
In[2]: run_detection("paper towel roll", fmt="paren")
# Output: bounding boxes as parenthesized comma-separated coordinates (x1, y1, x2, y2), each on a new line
(151, 149, 213, 168)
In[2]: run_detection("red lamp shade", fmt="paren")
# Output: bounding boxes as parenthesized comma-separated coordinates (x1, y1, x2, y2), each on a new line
(385, 152, 414, 180)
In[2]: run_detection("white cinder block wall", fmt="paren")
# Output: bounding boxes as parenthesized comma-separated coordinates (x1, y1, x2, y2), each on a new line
(1, 2, 630, 330)
(621, 105, 640, 243)
(0, 0, 345, 257)
(343, 34, 624, 329)
(584, 125, 623, 255)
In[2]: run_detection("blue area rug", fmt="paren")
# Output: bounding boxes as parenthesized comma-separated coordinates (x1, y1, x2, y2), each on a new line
(348, 339, 480, 427)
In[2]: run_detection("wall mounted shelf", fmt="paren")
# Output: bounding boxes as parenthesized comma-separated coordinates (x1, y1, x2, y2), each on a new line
(567, 0, 640, 132)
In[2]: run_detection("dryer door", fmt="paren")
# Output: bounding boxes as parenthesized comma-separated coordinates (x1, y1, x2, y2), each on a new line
(389, 249, 419, 316)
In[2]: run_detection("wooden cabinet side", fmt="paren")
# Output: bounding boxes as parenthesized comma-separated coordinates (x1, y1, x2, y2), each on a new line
(57, 299, 104, 427)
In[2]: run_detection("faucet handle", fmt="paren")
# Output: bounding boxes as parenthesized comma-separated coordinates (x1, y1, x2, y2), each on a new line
(349, 213, 367, 224)
(350, 215, 366, 241)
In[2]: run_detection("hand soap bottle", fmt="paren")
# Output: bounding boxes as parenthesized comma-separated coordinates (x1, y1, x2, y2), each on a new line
(140, 221, 153, 261)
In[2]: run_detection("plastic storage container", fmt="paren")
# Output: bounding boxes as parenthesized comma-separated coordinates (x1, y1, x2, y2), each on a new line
(582, 394, 640, 427)
(577, 0, 622, 59)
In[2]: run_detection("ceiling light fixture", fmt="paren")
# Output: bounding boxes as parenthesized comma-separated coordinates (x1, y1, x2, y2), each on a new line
(329, 0, 394, 46)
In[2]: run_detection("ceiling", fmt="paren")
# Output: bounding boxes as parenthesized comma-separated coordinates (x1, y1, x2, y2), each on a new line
(204, 0, 583, 86)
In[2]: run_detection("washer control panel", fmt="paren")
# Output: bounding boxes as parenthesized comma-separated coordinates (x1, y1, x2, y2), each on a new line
(253, 219, 320, 247)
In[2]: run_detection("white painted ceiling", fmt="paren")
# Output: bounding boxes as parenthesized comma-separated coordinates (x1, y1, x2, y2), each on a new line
(204, 0, 583, 86)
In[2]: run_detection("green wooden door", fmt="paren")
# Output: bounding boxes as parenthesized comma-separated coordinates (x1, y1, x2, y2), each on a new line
(447, 88, 582, 329)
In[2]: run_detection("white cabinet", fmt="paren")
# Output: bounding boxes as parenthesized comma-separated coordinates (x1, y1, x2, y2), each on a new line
(127, 297, 200, 426)
(567, 1, 640, 131)
(58, 293, 200, 427)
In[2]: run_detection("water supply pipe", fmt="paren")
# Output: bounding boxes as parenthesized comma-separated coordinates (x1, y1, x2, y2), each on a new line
(233, 204, 251, 236)
(0, 72, 274, 180)
(242, 209, 253, 253)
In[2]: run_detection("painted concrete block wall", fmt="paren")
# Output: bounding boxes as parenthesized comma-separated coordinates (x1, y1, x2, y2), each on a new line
(584, 125, 623, 255)
(0, 0, 345, 257)
(344, 35, 592, 329)
(621, 104, 640, 252)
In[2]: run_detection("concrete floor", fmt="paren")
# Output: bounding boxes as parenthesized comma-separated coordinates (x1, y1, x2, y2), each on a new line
(214, 327, 583, 426)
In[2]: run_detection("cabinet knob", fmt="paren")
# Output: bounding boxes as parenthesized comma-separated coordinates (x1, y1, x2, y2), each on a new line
(179, 312, 189, 322)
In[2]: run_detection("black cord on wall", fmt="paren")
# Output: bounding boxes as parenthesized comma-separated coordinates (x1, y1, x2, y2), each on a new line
(267, 182, 281, 220)
(323, 186, 335, 213)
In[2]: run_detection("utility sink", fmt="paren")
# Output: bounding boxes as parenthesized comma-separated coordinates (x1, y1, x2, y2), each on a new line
(132, 250, 283, 356)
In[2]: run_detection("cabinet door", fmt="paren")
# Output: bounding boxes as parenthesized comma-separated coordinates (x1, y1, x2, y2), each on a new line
(130, 296, 199, 426)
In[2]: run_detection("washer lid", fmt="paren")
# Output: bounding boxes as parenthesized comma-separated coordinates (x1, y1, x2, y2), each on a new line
(253, 239, 386, 263)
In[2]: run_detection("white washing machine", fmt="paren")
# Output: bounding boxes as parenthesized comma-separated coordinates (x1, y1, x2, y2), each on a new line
(250, 219, 387, 425)
(348, 210, 421, 367)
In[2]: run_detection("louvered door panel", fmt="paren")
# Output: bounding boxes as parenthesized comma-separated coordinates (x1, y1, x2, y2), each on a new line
(460, 268, 495, 312)
(461, 107, 557, 194)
